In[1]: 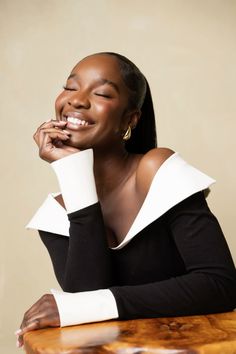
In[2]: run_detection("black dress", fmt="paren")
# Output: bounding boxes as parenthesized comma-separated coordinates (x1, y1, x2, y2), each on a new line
(27, 150, 236, 323)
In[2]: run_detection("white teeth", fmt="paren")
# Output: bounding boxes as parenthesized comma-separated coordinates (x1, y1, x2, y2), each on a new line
(67, 117, 89, 126)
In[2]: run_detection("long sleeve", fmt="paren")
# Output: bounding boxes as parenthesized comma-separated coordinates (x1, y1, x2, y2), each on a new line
(40, 150, 112, 292)
(63, 203, 112, 291)
(39, 207, 119, 327)
(38, 150, 118, 326)
(110, 192, 236, 319)
(39, 231, 69, 286)
(38, 203, 112, 292)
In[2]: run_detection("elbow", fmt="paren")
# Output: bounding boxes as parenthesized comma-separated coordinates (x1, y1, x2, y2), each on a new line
(62, 275, 113, 293)
(223, 275, 236, 311)
(210, 270, 236, 313)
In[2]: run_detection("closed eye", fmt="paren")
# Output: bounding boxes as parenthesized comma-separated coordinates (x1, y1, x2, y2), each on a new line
(63, 86, 76, 91)
(95, 93, 111, 98)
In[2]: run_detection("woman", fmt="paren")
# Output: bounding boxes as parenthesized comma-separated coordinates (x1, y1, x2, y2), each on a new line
(16, 52, 236, 347)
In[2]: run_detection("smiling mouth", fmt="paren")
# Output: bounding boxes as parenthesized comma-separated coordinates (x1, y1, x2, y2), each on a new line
(67, 117, 90, 126)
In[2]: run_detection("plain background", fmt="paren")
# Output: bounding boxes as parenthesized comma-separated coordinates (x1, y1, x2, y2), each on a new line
(1, 0, 235, 352)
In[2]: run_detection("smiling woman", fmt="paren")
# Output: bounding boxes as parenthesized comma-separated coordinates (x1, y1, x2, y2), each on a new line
(52, 53, 154, 154)
(16, 52, 236, 348)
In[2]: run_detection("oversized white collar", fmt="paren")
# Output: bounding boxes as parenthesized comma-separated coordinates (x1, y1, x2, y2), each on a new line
(26, 153, 215, 250)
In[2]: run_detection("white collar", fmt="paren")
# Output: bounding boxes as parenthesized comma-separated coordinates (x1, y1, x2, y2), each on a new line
(26, 153, 215, 250)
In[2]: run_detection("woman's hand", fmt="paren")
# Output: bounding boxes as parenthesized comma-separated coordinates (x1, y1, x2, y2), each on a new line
(15, 294, 60, 348)
(33, 120, 79, 163)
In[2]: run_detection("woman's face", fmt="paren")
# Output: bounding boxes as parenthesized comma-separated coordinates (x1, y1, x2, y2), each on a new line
(55, 54, 132, 150)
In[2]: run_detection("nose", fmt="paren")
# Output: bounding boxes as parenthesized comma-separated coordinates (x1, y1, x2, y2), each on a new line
(68, 91, 90, 109)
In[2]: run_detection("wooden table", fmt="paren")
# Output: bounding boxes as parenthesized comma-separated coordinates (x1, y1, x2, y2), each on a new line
(24, 311, 236, 354)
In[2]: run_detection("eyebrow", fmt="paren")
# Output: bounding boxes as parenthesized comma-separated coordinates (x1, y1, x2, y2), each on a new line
(97, 78, 120, 93)
(67, 74, 120, 93)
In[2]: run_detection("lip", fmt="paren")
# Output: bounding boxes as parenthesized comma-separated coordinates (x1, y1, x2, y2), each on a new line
(63, 111, 94, 124)
(62, 112, 95, 131)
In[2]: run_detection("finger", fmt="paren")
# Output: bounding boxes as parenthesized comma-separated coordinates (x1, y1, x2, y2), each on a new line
(20, 307, 39, 330)
(34, 120, 58, 138)
(21, 294, 47, 321)
(41, 131, 70, 150)
(33, 121, 67, 144)
(16, 294, 57, 348)
(39, 133, 70, 162)
(16, 335, 23, 348)
(20, 314, 55, 335)
(38, 129, 70, 151)
(38, 127, 71, 135)
(17, 320, 39, 337)
(38, 120, 66, 130)
(16, 321, 39, 348)
(18, 294, 50, 334)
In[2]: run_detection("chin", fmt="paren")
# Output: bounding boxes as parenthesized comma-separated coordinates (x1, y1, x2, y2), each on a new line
(64, 138, 91, 150)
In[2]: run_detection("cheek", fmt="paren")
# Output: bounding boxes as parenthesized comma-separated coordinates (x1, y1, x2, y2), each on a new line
(93, 101, 123, 120)
(96, 105, 125, 135)
(55, 92, 68, 114)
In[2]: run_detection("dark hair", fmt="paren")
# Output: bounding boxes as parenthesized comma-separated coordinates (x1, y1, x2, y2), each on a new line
(96, 52, 157, 154)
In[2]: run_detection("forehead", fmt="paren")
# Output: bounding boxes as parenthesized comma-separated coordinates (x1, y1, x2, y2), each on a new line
(70, 54, 125, 86)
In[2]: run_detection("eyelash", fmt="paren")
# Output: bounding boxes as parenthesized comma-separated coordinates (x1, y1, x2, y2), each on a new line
(63, 86, 75, 91)
(62, 86, 111, 98)
(95, 93, 111, 98)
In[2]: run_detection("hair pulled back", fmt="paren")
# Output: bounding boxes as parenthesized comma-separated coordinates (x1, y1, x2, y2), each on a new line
(97, 52, 157, 154)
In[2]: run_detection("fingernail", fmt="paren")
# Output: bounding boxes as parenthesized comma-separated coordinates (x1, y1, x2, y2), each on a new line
(16, 340, 20, 348)
(14, 329, 22, 335)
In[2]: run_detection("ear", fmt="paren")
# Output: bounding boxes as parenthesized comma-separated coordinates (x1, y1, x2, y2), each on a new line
(126, 109, 141, 130)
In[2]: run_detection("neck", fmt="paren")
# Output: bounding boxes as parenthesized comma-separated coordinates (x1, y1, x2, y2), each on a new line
(93, 144, 132, 198)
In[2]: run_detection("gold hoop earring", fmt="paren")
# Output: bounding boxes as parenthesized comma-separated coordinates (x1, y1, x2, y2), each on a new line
(122, 125, 132, 141)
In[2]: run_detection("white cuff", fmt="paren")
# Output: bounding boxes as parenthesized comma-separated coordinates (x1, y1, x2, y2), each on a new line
(51, 149, 98, 214)
(26, 193, 70, 236)
(51, 288, 118, 327)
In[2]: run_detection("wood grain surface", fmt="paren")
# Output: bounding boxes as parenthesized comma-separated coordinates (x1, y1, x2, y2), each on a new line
(24, 311, 236, 354)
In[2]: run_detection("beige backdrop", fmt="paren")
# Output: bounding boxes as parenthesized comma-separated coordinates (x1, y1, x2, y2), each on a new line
(1, 0, 235, 352)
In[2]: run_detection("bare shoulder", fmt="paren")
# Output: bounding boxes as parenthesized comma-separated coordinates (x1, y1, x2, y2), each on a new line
(138, 147, 175, 172)
(135, 147, 175, 197)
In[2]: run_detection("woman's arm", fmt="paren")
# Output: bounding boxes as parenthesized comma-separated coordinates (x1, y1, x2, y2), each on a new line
(18, 205, 115, 346)
(30, 121, 113, 291)
(38, 206, 112, 292)
(110, 192, 236, 319)
(62, 203, 112, 291)
(17, 150, 116, 346)
(39, 231, 69, 286)
(39, 150, 113, 292)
